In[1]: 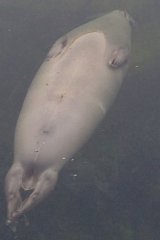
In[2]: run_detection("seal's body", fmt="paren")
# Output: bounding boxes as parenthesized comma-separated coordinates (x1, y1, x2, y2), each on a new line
(5, 10, 133, 223)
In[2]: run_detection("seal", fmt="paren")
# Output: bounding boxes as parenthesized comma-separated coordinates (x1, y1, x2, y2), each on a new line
(5, 10, 133, 224)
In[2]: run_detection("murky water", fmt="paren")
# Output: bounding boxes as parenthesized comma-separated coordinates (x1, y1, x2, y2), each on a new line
(0, 0, 160, 239)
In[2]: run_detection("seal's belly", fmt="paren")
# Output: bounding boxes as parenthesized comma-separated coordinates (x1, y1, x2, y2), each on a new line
(15, 89, 105, 170)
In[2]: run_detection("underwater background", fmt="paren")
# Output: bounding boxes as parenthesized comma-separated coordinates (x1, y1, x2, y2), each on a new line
(0, 0, 160, 239)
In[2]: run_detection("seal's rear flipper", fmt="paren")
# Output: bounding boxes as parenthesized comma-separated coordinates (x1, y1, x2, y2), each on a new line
(12, 168, 58, 220)
(5, 163, 23, 224)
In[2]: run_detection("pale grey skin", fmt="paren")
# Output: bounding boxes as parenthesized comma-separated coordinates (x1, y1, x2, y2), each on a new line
(5, 10, 133, 224)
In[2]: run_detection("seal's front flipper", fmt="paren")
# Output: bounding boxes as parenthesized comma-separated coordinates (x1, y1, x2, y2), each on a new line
(108, 48, 130, 68)
(12, 169, 58, 219)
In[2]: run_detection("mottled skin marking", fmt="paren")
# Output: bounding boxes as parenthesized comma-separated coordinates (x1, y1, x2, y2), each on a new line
(42, 130, 50, 134)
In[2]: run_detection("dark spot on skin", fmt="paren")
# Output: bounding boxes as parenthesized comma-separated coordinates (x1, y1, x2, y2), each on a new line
(45, 37, 68, 61)
(42, 130, 50, 134)
(57, 94, 65, 103)
(61, 37, 68, 49)
(40, 125, 53, 135)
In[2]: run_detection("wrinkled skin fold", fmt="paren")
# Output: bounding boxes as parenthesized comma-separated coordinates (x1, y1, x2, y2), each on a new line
(5, 10, 133, 224)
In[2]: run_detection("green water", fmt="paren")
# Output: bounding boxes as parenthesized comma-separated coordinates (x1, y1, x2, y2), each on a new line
(0, 0, 160, 239)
